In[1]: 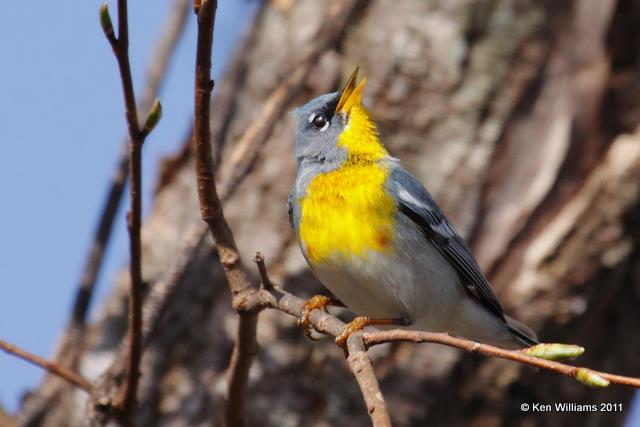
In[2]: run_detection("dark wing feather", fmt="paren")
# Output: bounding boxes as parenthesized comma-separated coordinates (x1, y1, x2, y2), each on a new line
(389, 165, 506, 321)
(287, 191, 296, 230)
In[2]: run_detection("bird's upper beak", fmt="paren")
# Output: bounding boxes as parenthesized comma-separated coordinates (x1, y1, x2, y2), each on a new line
(335, 66, 367, 115)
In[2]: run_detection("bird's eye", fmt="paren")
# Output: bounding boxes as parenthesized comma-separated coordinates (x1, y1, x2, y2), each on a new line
(309, 113, 329, 131)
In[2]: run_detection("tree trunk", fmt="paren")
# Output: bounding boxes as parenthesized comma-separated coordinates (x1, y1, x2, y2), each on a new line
(18, 0, 640, 426)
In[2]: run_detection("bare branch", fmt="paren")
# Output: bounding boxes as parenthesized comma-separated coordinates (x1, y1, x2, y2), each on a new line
(362, 330, 640, 388)
(346, 337, 392, 427)
(192, 2, 260, 427)
(184, 8, 372, 420)
(225, 312, 259, 427)
(13, 7, 193, 426)
(100, 0, 165, 420)
(0, 339, 92, 393)
(54, 0, 189, 377)
(253, 252, 273, 291)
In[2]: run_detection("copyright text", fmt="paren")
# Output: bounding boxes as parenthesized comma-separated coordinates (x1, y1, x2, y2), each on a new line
(520, 402, 623, 412)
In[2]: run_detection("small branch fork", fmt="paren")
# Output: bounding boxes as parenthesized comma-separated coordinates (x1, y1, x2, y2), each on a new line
(100, 1, 163, 422)
(246, 255, 640, 426)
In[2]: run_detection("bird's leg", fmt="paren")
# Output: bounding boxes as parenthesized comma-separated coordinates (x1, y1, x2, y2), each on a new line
(335, 316, 408, 351)
(298, 295, 343, 340)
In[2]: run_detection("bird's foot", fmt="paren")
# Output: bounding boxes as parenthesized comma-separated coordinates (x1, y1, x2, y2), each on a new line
(298, 295, 339, 340)
(335, 316, 407, 354)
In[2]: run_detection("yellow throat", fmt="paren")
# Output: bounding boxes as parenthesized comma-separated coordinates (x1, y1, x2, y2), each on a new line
(299, 102, 396, 264)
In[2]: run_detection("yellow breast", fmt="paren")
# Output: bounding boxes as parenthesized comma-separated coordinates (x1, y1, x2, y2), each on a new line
(298, 104, 395, 264)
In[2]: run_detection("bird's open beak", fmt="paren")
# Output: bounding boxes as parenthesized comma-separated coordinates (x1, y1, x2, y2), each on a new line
(335, 66, 367, 115)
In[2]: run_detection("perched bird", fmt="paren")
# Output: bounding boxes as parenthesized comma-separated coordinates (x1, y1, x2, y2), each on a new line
(288, 68, 537, 349)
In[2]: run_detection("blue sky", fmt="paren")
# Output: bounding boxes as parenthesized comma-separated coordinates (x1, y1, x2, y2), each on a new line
(0, 0, 255, 412)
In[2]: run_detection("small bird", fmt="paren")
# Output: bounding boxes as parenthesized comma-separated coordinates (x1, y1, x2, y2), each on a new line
(288, 68, 537, 349)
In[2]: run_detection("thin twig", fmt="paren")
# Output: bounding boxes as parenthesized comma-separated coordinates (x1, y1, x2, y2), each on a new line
(192, 0, 252, 301)
(0, 339, 92, 393)
(57, 0, 189, 369)
(362, 330, 640, 388)
(253, 252, 273, 290)
(193, 5, 367, 423)
(114, 0, 145, 416)
(22, 4, 187, 422)
(100, 0, 163, 420)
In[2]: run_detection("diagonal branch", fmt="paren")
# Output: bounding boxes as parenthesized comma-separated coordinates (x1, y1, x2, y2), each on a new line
(362, 330, 640, 388)
(0, 339, 92, 393)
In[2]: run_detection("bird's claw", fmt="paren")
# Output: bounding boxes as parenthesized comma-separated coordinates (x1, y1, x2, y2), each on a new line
(298, 295, 333, 340)
(335, 316, 371, 349)
(335, 316, 408, 356)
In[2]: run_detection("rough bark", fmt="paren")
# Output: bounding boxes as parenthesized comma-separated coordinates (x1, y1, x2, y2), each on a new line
(16, 0, 640, 426)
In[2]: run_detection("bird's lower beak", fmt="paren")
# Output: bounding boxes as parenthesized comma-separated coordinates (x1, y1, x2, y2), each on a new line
(336, 66, 366, 115)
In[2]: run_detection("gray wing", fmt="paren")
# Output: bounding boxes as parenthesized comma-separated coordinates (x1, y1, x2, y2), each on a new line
(388, 164, 506, 321)
(287, 190, 297, 231)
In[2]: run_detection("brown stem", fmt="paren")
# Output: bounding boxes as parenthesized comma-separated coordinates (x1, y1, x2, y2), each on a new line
(346, 337, 392, 427)
(253, 252, 273, 290)
(192, 2, 260, 427)
(225, 312, 259, 427)
(86, 9, 263, 421)
(20, 3, 186, 426)
(115, 0, 145, 418)
(61, 0, 190, 358)
(101, 0, 163, 421)
(362, 330, 640, 388)
(0, 339, 92, 393)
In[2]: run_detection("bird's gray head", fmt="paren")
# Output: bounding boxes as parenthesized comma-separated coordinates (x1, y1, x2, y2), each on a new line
(291, 67, 368, 170)
(291, 91, 347, 168)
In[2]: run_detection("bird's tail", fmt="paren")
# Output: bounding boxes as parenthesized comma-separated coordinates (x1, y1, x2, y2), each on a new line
(506, 315, 538, 348)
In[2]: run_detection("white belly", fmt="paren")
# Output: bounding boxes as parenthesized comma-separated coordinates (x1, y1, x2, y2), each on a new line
(309, 237, 466, 332)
